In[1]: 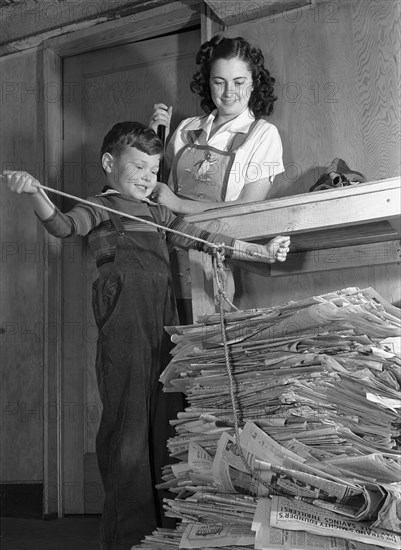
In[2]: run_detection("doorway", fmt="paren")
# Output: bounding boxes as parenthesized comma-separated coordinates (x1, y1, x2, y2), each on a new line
(61, 28, 201, 514)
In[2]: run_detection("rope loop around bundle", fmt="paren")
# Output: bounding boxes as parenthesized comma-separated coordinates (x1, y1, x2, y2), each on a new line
(213, 245, 239, 313)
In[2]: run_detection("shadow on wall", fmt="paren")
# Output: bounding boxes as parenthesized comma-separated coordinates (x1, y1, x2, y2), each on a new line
(269, 165, 327, 199)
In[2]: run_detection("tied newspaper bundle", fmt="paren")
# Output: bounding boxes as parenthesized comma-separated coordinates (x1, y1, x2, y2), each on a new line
(133, 287, 401, 550)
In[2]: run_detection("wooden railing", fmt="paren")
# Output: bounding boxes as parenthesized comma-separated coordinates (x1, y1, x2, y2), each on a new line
(186, 177, 401, 319)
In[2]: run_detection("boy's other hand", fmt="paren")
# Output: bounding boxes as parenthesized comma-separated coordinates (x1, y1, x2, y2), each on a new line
(262, 235, 290, 263)
(234, 236, 290, 263)
(3, 170, 40, 194)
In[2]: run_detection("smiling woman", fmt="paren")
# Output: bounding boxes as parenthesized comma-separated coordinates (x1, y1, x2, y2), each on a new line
(209, 57, 254, 125)
(148, 36, 284, 314)
(149, 35, 284, 215)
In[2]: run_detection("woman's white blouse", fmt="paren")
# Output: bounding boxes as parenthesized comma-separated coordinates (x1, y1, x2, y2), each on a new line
(165, 108, 284, 201)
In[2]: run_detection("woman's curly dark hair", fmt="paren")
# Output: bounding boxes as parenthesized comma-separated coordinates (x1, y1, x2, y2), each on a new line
(190, 35, 277, 118)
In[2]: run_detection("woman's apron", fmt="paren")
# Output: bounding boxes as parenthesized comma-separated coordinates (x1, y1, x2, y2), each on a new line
(169, 123, 259, 319)
(92, 211, 181, 550)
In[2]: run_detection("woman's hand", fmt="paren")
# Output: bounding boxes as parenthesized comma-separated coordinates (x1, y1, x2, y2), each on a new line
(149, 103, 173, 136)
(151, 182, 183, 213)
(3, 170, 40, 194)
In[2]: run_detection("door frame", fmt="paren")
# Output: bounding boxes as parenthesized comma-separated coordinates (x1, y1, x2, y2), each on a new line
(40, 0, 209, 517)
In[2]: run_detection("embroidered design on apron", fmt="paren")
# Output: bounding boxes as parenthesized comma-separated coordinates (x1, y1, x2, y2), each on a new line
(185, 149, 220, 182)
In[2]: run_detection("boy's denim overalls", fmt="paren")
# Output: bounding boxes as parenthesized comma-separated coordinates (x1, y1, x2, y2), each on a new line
(92, 211, 182, 550)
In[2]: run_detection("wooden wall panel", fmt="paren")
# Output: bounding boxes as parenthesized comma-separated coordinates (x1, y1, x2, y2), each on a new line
(0, 49, 44, 481)
(209, 0, 399, 192)
(233, 263, 401, 312)
(203, 0, 400, 310)
(350, 0, 400, 180)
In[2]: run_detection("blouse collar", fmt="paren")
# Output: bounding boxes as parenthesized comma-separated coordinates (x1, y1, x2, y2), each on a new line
(185, 107, 256, 138)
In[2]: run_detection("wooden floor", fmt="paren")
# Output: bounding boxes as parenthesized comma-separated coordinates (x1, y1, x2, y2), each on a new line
(0, 516, 101, 550)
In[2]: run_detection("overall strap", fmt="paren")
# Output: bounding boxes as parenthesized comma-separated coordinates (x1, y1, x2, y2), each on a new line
(108, 211, 126, 235)
(93, 195, 126, 236)
(147, 204, 166, 237)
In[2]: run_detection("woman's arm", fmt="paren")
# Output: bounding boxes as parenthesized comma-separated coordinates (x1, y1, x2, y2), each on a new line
(153, 176, 272, 215)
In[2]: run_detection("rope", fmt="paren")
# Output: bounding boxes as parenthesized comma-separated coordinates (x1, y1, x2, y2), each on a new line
(34, 183, 237, 253)
(1, 176, 264, 258)
(213, 249, 239, 313)
(215, 248, 272, 495)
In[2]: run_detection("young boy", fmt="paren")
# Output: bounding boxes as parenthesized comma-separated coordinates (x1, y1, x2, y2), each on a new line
(4, 121, 290, 550)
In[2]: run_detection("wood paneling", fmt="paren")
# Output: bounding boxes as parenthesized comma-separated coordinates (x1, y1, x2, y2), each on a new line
(270, 240, 401, 276)
(351, 0, 400, 180)
(0, 49, 43, 481)
(233, 263, 401, 311)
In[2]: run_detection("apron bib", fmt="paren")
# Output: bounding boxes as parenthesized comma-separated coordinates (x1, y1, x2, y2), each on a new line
(171, 122, 259, 202)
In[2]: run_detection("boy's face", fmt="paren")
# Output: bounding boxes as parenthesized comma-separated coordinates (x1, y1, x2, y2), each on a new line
(105, 146, 160, 200)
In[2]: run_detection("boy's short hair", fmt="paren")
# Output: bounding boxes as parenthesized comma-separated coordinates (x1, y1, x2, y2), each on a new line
(100, 121, 163, 160)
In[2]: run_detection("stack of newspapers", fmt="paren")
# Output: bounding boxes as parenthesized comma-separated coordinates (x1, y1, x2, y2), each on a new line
(135, 287, 401, 550)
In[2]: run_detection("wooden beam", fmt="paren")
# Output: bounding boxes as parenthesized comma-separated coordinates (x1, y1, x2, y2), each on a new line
(43, 1, 200, 57)
(271, 240, 401, 276)
(0, 2, 200, 58)
(186, 178, 401, 241)
(0, 0, 183, 57)
(39, 45, 63, 517)
(388, 218, 401, 236)
(288, 222, 398, 252)
(204, 0, 314, 27)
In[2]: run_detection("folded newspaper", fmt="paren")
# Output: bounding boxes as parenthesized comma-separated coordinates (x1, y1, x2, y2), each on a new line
(133, 288, 401, 550)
